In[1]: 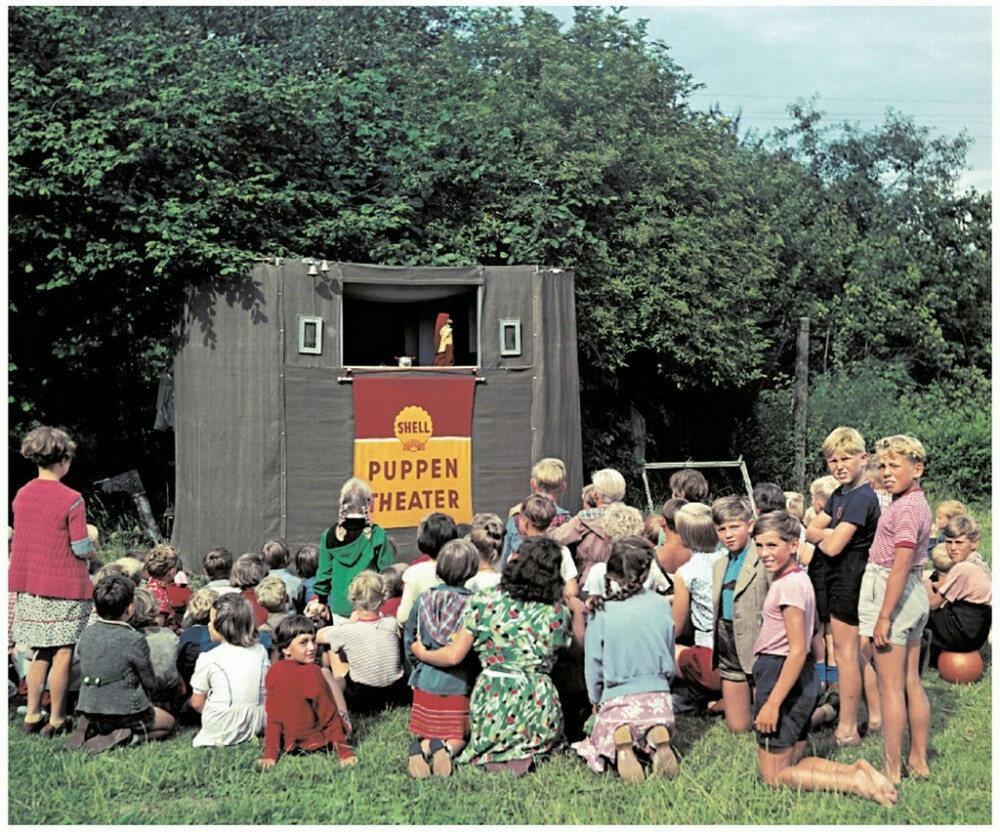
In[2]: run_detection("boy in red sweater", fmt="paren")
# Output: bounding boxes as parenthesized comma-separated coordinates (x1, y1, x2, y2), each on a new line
(259, 615, 355, 769)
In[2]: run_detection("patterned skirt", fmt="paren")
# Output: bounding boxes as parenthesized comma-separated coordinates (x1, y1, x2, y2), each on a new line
(12, 592, 92, 648)
(572, 690, 675, 774)
(409, 688, 471, 740)
(459, 667, 564, 766)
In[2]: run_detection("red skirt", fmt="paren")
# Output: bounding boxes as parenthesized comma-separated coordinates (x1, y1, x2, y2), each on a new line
(409, 688, 471, 740)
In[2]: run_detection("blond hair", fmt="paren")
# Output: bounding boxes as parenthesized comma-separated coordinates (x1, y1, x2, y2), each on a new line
(935, 499, 967, 523)
(531, 458, 566, 493)
(675, 502, 718, 552)
(254, 574, 289, 612)
(875, 434, 926, 465)
(186, 588, 219, 625)
(348, 570, 385, 612)
(591, 468, 626, 503)
(114, 557, 146, 585)
(821, 427, 867, 459)
(931, 543, 953, 574)
(602, 504, 644, 541)
(809, 475, 839, 503)
(943, 514, 980, 541)
(130, 588, 159, 627)
(784, 491, 805, 520)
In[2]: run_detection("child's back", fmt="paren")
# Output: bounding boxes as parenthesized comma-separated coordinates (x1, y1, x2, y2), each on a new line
(190, 641, 269, 746)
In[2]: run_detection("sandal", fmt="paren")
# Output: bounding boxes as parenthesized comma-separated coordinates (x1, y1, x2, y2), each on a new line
(407, 739, 431, 779)
(613, 725, 644, 783)
(646, 725, 679, 779)
(429, 738, 454, 777)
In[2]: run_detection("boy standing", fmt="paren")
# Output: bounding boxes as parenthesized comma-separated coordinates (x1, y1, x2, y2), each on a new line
(710, 496, 768, 732)
(861, 435, 933, 785)
(805, 427, 881, 747)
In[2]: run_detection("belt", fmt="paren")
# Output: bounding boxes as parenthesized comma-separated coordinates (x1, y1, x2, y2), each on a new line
(82, 673, 126, 687)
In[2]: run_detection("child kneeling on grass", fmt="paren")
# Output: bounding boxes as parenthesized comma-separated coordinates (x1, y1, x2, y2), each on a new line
(404, 539, 481, 777)
(573, 536, 679, 782)
(68, 575, 176, 753)
(751, 511, 897, 806)
(259, 615, 355, 769)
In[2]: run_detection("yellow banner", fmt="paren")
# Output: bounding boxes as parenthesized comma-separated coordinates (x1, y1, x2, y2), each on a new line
(355, 437, 473, 528)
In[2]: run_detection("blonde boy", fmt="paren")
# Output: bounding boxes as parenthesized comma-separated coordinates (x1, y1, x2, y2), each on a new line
(805, 427, 881, 747)
(860, 435, 933, 785)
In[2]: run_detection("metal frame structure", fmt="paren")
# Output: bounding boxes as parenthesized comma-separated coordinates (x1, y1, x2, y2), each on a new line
(641, 457, 755, 514)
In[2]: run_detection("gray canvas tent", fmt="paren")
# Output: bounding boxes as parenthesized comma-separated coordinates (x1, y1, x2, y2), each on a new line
(170, 261, 583, 569)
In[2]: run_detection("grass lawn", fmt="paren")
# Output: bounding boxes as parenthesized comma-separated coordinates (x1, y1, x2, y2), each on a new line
(9, 508, 992, 825)
(7, 647, 990, 825)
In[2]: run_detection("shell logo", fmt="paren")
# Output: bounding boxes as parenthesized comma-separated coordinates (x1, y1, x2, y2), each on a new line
(393, 406, 433, 451)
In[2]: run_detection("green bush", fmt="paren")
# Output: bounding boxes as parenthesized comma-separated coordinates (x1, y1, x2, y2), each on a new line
(746, 361, 990, 503)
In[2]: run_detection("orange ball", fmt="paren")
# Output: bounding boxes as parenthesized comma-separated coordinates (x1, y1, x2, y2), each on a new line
(937, 650, 984, 684)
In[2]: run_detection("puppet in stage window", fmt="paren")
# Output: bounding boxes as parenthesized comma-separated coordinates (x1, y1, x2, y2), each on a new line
(433, 314, 454, 367)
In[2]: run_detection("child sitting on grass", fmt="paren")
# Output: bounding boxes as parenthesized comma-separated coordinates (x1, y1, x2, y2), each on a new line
(260, 538, 300, 613)
(751, 511, 897, 806)
(317, 571, 408, 715)
(68, 575, 176, 753)
(189, 594, 269, 747)
(574, 536, 678, 783)
(143, 544, 184, 630)
(255, 574, 291, 636)
(176, 588, 219, 690)
(259, 615, 355, 769)
(924, 514, 991, 668)
(404, 539, 481, 778)
(130, 588, 184, 713)
(229, 554, 270, 628)
(293, 543, 319, 614)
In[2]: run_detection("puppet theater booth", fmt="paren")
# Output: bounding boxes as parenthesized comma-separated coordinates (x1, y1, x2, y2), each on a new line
(170, 261, 583, 568)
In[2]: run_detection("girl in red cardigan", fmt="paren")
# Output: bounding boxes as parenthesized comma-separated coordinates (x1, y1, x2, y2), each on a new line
(259, 615, 355, 769)
(9, 427, 97, 737)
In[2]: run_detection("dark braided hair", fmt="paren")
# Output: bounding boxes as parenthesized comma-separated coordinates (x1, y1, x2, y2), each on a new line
(590, 535, 654, 612)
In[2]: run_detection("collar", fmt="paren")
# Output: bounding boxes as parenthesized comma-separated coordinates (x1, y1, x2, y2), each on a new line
(772, 566, 803, 582)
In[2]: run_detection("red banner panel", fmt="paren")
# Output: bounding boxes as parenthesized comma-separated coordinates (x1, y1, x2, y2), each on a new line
(353, 375, 475, 528)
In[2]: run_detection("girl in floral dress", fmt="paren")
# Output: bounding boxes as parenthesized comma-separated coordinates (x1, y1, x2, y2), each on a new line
(411, 536, 584, 775)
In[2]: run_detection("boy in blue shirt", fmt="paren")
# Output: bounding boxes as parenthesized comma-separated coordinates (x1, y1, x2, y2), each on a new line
(806, 427, 881, 747)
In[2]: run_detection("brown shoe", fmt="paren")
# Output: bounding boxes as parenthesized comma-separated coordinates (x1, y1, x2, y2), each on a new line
(613, 725, 645, 783)
(18, 718, 45, 736)
(84, 727, 132, 754)
(40, 720, 72, 738)
(646, 725, 679, 779)
(66, 716, 91, 751)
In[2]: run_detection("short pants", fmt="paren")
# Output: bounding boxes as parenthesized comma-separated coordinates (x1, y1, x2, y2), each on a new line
(715, 619, 752, 684)
(857, 564, 929, 645)
(806, 556, 830, 624)
(824, 548, 868, 626)
(752, 654, 819, 749)
(80, 705, 156, 736)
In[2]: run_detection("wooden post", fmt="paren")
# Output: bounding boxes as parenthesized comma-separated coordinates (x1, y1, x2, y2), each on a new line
(793, 317, 810, 494)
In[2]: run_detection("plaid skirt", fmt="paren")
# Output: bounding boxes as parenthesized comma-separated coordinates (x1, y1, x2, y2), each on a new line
(409, 688, 471, 740)
(12, 592, 92, 648)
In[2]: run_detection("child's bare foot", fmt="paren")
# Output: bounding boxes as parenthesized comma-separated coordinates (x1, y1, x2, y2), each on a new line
(881, 764, 903, 788)
(855, 759, 898, 806)
(833, 730, 862, 748)
(340, 754, 358, 768)
(864, 718, 882, 735)
(906, 756, 930, 779)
